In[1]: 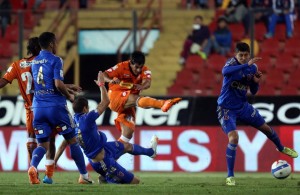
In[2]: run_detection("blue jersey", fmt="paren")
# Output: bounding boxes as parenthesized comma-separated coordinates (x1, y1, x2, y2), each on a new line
(217, 57, 258, 110)
(31, 50, 66, 107)
(74, 111, 107, 159)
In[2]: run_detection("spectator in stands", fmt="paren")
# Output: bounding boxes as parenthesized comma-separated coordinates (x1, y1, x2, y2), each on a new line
(0, 0, 11, 38)
(208, 17, 232, 56)
(265, 0, 295, 39)
(243, 0, 273, 37)
(223, 0, 248, 23)
(23, 0, 43, 12)
(179, 15, 210, 65)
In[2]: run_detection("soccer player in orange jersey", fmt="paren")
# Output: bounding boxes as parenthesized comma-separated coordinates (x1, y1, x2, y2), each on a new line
(0, 37, 40, 161)
(103, 51, 181, 143)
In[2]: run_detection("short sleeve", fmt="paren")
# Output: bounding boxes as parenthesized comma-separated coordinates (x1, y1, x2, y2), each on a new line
(53, 57, 64, 81)
(85, 110, 100, 123)
(141, 66, 151, 80)
(105, 63, 121, 78)
(3, 62, 17, 83)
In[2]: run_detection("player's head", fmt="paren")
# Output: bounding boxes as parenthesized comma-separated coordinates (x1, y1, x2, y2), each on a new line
(73, 96, 89, 113)
(235, 42, 250, 64)
(130, 51, 145, 75)
(27, 37, 41, 56)
(38, 32, 57, 54)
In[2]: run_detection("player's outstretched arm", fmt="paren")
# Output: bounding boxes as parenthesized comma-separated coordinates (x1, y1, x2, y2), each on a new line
(94, 71, 110, 115)
(54, 139, 68, 168)
(65, 84, 82, 95)
(0, 78, 9, 88)
(103, 71, 120, 84)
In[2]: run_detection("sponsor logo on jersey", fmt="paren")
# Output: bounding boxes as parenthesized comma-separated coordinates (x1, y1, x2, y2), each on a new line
(20, 61, 32, 68)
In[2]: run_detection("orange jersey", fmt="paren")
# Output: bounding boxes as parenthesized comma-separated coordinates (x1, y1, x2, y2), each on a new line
(105, 60, 151, 94)
(3, 57, 35, 110)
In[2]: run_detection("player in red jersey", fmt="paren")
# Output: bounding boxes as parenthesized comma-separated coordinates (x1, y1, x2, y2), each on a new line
(103, 51, 181, 143)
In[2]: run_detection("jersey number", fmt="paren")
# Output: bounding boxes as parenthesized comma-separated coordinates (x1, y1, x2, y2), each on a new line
(21, 71, 33, 95)
(37, 66, 45, 87)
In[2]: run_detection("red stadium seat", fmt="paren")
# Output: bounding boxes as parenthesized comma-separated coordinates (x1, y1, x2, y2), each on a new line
(205, 54, 227, 73)
(4, 25, 18, 43)
(185, 55, 205, 72)
(24, 12, 36, 29)
(0, 38, 12, 58)
(254, 23, 267, 41)
(283, 39, 300, 57)
(228, 23, 244, 41)
(260, 39, 281, 55)
(280, 85, 299, 96)
(273, 56, 296, 73)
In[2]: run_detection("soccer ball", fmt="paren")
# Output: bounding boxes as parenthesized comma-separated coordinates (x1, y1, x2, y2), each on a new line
(271, 160, 291, 179)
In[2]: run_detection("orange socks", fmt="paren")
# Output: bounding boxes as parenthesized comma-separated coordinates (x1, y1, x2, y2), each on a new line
(45, 164, 55, 178)
(137, 97, 165, 109)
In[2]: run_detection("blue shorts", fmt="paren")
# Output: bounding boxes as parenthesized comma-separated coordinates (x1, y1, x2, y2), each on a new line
(32, 105, 75, 140)
(217, 102, 265, 134)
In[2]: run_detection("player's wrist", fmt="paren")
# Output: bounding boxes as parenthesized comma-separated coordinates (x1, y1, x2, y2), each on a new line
(97, 82, 105, 87)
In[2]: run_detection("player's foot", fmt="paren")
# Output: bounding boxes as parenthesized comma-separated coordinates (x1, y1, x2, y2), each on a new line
(78, 174, 94, 184)
(225, 177, 235, 186)
(98, 175, 107, 184)
(43, 175, 53, 184)
(161, 98, 182, 112)
(279, 147, 298, 158)
(150, 135, 159, 158)
(28, 166, 40, 184)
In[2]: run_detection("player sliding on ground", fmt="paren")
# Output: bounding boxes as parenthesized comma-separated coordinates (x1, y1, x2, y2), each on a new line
(103, 51, 181, 143)
(55, 71, 158, 184)
(217, 42, 298, 186)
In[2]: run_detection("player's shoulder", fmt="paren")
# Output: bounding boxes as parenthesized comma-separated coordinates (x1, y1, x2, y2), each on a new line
(224, 57, 237, 67)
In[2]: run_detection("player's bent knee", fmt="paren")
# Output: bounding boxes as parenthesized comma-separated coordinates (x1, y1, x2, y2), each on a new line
(228, 130, 239, 144)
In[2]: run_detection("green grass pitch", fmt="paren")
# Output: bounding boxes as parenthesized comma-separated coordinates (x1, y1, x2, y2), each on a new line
(0, 172, 299, 195)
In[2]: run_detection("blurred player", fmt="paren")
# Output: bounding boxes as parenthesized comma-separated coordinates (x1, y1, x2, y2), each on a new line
(0, 37, 40, 162)
(28, 32, 92, 185)
(103, 51, 181, 143)
(217, 42, 298, 186)
(54, 71, 158, 184)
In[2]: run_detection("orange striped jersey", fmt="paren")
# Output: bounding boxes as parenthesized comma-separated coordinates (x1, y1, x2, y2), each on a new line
(105, 60, 151, 94)
(3, 57, 35, 110)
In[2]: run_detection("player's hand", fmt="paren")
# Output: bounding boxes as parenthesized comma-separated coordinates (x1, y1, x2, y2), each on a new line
(110, 77, 120, 84)
(253, 71, 263, 83)
(133, 84, 144, 91)
(68, 84, 82, 93)
(68, 94, 75, 102)
(94, 71, 105, 86)
(248, 57, 262, 66)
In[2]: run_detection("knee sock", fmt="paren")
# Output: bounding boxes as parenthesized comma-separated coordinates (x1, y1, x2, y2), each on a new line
(137, 97, 165, 109)
(30, 146, 46, 168)
(45, 160, 55, 178)
(69, 143, 87, 175)
(226, 143, 237, 177)
(265, 127, 284, 151)
(128, 144, 154, 157)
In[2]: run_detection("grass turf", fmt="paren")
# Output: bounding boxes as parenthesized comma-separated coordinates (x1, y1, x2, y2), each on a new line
(0, 172, 299, 195)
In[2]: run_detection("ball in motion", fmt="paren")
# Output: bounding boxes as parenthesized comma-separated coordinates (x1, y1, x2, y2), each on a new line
(271, 160, 291, 179)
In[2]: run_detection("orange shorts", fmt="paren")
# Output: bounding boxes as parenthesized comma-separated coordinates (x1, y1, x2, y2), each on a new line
(26, 109, 34, 134)
(108, 90, 136, 132)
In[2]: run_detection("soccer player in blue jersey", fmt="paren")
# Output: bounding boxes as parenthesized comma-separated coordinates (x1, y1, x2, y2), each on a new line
(217, 42, 298, 186)
(28, 32, 93, 185)
(54, 71, 158, 184)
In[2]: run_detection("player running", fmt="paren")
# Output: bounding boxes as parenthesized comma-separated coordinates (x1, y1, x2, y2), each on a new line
(217, 42, 298, 186)
(103, 51, 181, 143)
(54, 71, 158, 184)
(28, 32, 92, 185)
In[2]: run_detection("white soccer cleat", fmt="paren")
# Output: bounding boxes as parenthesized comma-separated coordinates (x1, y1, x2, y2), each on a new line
(226, 177, 235, 186)
(150, 135, 159, 158)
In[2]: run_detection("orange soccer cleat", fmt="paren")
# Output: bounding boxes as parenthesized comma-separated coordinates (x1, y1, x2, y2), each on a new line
(78, 174, 94, 184)
(28, 166, 40, 184)
(161, 98, 182, 112)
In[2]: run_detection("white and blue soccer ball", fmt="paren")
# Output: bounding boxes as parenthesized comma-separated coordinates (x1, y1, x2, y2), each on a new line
(271, 160, 292, 179)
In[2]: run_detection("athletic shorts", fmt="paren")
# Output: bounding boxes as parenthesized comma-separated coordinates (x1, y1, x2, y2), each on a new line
(32, 105, 75, 139)
(217, 102, 265, 134)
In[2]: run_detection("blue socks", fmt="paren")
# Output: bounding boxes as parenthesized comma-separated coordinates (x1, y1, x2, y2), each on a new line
(266, 128, 284, 151)
(30, 146, 46, 168)
(129, 144, 154, 157)
(226, 143, 237, 177)
(70, 143, 87, 174)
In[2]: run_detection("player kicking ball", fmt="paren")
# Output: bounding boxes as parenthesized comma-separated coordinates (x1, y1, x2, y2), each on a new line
(217, 42, 298, 186)
(55, 71, 158, 184)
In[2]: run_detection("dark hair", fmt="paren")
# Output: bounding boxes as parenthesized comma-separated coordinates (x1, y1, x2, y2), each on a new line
(73, 96, 88, 113)
(38, 32, 56, 49)
(194, 15, 203, 21)
(130, 51, 145, 65)
(217, 16, 228, 24)
(27, 37, 41, 56)
(235, 42, 250, 53)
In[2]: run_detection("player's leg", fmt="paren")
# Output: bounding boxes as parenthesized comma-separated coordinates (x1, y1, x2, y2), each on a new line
(123, 135, 158, 158)
(127, 94, 182, 112)
(43, 136, 56, 184)
(240, 103, 298, 158)
(26, 109, 37, 163)
(217, 106, 238, 186)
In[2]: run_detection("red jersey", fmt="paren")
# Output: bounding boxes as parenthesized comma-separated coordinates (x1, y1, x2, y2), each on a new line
(3, 57, 35, 110)
(105, 61, 151, 94)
